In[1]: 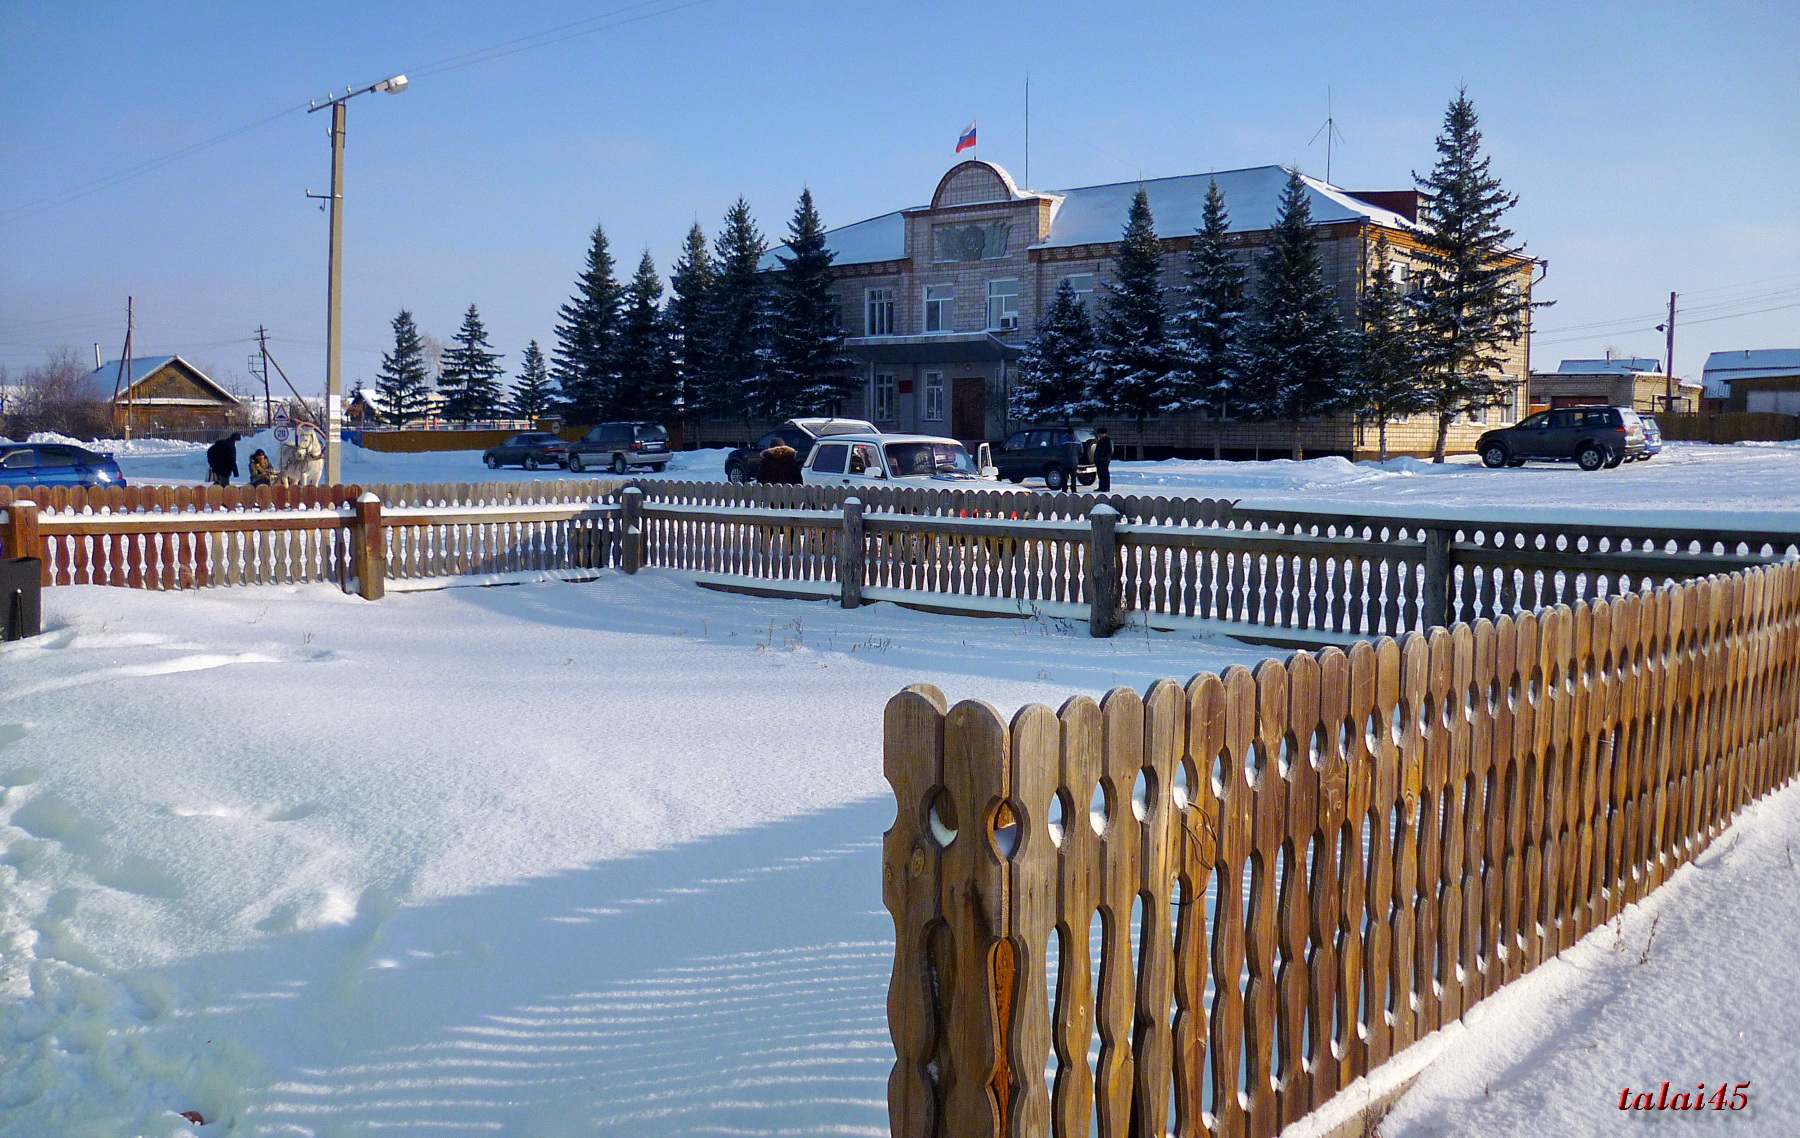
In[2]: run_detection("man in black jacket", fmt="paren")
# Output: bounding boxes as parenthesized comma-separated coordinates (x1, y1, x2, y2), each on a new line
(1093, 426, 1113, 492)
(206, 433, 242, 488)
(756, 440, 803, 485)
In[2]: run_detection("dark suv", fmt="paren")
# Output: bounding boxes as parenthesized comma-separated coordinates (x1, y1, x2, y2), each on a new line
(567, 422, 670, 474)
(1477, 406, 1646, 471)
(993, 426, 1097, 491)
(482, 431, 569, 470)
(723, 417, 876, 483)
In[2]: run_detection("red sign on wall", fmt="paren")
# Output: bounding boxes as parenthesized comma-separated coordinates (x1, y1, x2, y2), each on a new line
(898, 379, 915, 395)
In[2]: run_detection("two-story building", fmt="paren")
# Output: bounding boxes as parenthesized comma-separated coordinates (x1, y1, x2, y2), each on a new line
(706, 158, 1534, 459)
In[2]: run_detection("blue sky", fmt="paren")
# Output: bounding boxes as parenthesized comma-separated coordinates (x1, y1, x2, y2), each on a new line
(1, 1, 1795, 394)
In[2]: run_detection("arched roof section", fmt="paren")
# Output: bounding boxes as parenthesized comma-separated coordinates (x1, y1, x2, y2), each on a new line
(930, 160, 1022, 208)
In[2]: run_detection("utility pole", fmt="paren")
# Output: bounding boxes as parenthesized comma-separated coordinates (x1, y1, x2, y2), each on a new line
(253, 326, 273, 427)
(1663, 291, 1678, 413)
(111, 296, 135, 441)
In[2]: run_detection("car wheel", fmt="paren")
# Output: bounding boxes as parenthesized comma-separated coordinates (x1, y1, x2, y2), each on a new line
(1507, 459, 1527, 467)
(1043, 465, 1067, 492)
(568, 454, 585, 473)
(611, 453, 629, 475)
(1007, 474, 1025, 484)
(1480, 444, 1508, 469)
(1576, 444, 1606, 471)
(1604, 453, 1624, 469)
(484, 454, 500, 469)
(650, 464, 667, 473)
(726, 463, 746, 484)
(524, 455, 540, 471)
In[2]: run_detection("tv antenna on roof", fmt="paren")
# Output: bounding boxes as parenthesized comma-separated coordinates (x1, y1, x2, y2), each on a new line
(1309, 87, 1346, 185)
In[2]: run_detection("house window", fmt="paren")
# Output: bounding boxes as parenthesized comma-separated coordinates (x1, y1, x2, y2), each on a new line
(865, 288, 895, 336)
(872, 371, 896, 421)
(986, 279, 1020, 330)
(1061, 273, 1095, 308)
(923, 372, 945, 421)
(924, 285, 954, 333)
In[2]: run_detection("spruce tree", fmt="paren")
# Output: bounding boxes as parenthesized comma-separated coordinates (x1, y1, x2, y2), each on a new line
(1010, 278, 1097, 423)
(700, 197, 770, 432)
(667, 222, 716, 419)
(438, 304, 505, 422)
(611, 250, 677, 420)
(508, 340, 557, 420)
(1168, 179, 1246, 415)
(767, 188, 853, 414)
(1090, 186, 1174, 452)
(375, 309, 433, 425)
(1411, 89, 1544, 462)
(1352, 237, 1429, 461)
(551, 222, 623, 424)
(1236, 169, 1351, 459)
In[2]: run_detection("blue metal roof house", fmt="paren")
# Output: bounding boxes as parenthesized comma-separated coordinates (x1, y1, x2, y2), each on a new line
(72, 355, 243, 434)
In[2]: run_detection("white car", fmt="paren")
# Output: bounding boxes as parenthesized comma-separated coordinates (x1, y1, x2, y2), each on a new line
(800, 432, 1012, 488)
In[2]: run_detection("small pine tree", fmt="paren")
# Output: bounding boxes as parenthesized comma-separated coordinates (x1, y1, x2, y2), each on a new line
(610, 250, 677, 420)
(1411, 89, 1546, 462)
(1168, 179, 1246, 415)
(1236, 169, 1351, 459)
(1352, 237, 1430, 461)
(375, 309, 433, 425)
(700, 197, 770, 432)
(667, 222, 716, 418)
(552, 222, 623, 424)
(1010, 279, 1097, 422)
(1091, 186, 1175, 452)
(508, 340, 557, 420)
(767, 188, 854, 415)
(438, 304, 505, 422)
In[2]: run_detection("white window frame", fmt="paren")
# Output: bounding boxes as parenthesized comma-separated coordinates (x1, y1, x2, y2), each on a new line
(1061, 273, 1095, 308)
(871, 370, 897, 422)
(924, 285, 953, 333)
(986, 279, 1020, 330)
(923, 372, 945, 422)
(865, 287, 895, 336)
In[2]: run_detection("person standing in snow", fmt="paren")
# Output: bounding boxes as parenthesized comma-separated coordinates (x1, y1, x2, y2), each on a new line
(206, 433, 242, 488)
(1093, 426, 1113, 493)
(757, 439, 803, 485)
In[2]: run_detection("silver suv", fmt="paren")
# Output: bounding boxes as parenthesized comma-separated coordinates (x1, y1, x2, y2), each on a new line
(567, 421, 670, 474)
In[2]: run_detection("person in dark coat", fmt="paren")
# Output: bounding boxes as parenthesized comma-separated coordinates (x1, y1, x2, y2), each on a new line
(248, 449, 275, 487)
(757, 440, 804, 485)
(1093, 426, 1113, 492)
(206, 433, 242, 488)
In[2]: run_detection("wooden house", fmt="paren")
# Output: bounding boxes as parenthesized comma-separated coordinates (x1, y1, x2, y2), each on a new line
(75, 355, 244, 434)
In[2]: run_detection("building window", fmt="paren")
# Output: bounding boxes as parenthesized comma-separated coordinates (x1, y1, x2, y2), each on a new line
(1061, 273, 1095, 307)
(986, 279, 1020, 330)
(924, 285, 953, 333)
(923, 372, 945, 421)
(872, 370, 896, 421)
(865, 288, 894, 336)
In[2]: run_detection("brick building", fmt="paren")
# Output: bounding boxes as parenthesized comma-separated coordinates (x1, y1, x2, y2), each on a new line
(699, 159, 1536, 459)
(1528, 357, 1702, 414)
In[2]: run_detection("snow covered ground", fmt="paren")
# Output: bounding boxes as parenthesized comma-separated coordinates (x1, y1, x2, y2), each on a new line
(0, 574, 1273, 1136)
(85, 435, 1800, 531)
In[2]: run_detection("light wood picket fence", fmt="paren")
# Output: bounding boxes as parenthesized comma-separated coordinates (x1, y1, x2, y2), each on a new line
(881, 560, 1800, 1138)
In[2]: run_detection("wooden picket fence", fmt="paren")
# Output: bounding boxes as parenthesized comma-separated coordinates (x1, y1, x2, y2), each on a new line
(881, 559, 1800, 1138)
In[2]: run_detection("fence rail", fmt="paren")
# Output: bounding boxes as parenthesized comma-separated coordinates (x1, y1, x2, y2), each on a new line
(882, 560, 1800, 1138)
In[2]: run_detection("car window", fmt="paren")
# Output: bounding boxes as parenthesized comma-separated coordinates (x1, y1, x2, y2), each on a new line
(754, 432, 781, 449)
(0, 450, 33, 469)
(849, 443, 881, 475)
(634, 425, 667, 442)
(1518, 412, 1548, 430)
(1548, 410, 1578, 429)
(1580, 409, 1615, 429)
(812, 442, 848, 474)
(1003, 432, 1028, 450)
(583, 427, 604, 442)
(35, 447, 76, 467)
(780, 429, 810, 449)
(1619, 409, 1643, 428)
(885, 441, 977, 476)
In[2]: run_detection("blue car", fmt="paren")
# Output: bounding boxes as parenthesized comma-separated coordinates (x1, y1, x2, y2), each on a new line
(1633, 416, 1663, 461)
(0, 442, 127, 487)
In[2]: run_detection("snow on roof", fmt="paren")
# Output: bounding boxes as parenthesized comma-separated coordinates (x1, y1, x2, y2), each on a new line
(1554, 357, 1662, 375)
(72, 355, 240, 405)
(765, 164, 1415, 269)
(1702, 349, 1800, 396)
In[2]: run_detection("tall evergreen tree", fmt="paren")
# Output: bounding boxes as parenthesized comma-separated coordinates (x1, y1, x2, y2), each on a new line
(1351, 237, 1430, 461)
(375, 309, 433, 425)
(1090, 187, 1175, 451)
(766, 188, 854, 414)
(610, 250, 677, 420)
(1236, 169, 1351, 459)
(699, 197, 770, 431)
(1168, 179, 1246, 415)
(1410, 89, 1545, 462)
(666, 222, 717, 418)
(1010, 279, 1097, 423)
(551, 222, 623, 423)
(508, 340, 557, 420)
(438, 304, 505, 422)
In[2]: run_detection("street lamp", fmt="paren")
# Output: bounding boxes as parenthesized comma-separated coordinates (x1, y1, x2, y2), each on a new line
(307, 73, 408, 485)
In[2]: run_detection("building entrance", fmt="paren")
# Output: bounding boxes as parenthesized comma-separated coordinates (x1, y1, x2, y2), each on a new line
(952, 377, 987, 441)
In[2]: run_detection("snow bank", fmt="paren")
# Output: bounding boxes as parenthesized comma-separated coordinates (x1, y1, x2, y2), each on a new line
(24, 431, 206, 458)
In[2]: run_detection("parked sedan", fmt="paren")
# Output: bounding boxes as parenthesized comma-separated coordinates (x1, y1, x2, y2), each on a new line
(1476, 406, 1646, 471)
(1633, 416, 1663, 461)
(0, 442, 126, 488)
(483, 431, 569, 470)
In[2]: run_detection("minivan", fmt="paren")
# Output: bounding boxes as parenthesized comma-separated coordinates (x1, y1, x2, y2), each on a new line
(566, 422, 670, 474)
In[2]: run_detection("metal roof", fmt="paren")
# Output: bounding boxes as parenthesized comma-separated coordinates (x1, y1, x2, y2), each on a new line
(72, 355, 240, 405)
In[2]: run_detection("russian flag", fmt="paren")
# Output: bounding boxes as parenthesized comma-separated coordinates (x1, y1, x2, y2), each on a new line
(955, 121, 977, 153)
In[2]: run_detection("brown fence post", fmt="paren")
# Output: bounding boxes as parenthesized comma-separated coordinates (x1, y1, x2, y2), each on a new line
(841, 496, 865, 608)
(1088, 503, 1121, 637)
(621, 486, 643, 574)
(5, 500, 43, 584)
(1421, 525, 1452, 630)
(352, 492, 385, 600)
